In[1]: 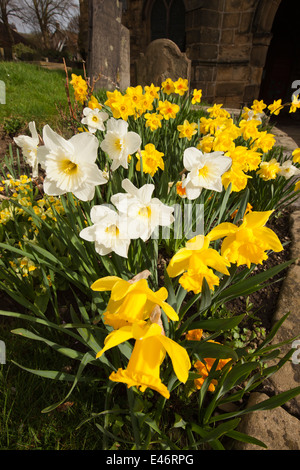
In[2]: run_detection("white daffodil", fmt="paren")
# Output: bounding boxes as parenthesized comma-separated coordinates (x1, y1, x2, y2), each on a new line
(278, 160, 300, 179)
(37, 125, 107, 201)
(81, 107, 109, 133)
(111, 179, 174, 241)
(182, 147, 232, 200)
(14, 121, 39, 177)
(100, 118, 141, 171)
(79, 205, 131, 258)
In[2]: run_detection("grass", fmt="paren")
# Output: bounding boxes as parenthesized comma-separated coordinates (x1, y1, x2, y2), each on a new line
(0, 61, 81, 132)
(0, 316, 106, 450)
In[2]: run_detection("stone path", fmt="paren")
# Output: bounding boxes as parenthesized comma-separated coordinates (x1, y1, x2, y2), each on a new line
(232, 121, 300, 450)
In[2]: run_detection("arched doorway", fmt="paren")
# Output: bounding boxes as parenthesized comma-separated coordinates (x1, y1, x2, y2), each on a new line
(259, 0, 300, 107)
(144, 0, 186, 52)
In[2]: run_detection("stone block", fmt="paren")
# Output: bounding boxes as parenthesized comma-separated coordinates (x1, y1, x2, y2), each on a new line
(216, 81, 245, 97)
(222, 12, 241, 29)
(219, 44, 252, 62)
(220, 29, 235, 45)
(250, 44, 269, 67)
(87, 0, 130, 91)
(234, 393, 300, 450)
(135, 39, 191, 87)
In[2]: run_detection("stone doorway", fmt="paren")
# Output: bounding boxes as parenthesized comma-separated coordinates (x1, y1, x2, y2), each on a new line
(259, 0, 300, 107)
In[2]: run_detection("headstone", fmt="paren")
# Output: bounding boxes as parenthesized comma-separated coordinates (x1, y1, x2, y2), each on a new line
(135, 38, 191, 87)
(87, 0, 130, 91)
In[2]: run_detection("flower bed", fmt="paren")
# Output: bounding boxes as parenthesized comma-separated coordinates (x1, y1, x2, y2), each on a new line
(1, 73, 300, 450)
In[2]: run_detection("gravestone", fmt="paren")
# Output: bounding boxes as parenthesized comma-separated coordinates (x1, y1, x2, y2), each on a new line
(87, 0, 130, 91)
(135, 38, 191, 87)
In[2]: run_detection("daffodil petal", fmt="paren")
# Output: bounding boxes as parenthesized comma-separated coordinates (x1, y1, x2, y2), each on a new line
(158, 336, 191, 383)
(91, 276, 122, 291)
(96, 325, 133, 358)
(207, 222, 238, 241)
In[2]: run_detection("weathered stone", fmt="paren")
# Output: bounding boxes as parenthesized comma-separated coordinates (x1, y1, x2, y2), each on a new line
(87, 0, 130, 91)
(234, 393, 300, 450)
(135, 39, 191, 87)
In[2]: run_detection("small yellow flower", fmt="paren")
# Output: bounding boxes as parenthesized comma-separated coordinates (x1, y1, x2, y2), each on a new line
(88, 95, 101, 110)
(174, 77, 189, 96)
(157, 100, 180, 120)
(251, 99, 267, 114)
(289, 94, 300, 113)
(191, 89, 202, 105)
(177, 120, 198, 140)
(161, 78, 175, 95)
(136, 143, 164, 177)
(292, 148, 300, 164)
(268, 99, 284, 115)
(144, 112, 163, 131)
(257, 158, 280, 181)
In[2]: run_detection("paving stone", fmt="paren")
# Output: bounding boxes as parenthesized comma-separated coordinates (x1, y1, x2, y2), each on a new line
(234, 393, 300, 450)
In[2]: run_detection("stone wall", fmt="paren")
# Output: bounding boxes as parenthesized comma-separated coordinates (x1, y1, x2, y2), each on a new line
(83, 0, 287, 106)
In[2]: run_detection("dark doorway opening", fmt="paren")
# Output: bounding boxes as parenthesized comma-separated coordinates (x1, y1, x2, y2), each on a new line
(259, 0, 300, 110)
(150, 0, 186, 51)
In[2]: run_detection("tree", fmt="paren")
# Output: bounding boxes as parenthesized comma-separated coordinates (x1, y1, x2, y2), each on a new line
(0, 0, 22, 58)
(19, 0, 78, 49)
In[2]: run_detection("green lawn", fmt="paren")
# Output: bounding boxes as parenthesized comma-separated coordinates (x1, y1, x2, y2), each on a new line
(0, 61, 80, 133)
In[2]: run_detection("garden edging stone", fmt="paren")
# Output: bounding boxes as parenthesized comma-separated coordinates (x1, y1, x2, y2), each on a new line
(231, 123, 300, 450)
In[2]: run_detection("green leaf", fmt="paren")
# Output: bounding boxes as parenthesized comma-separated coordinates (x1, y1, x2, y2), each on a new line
(189, 313, 246, 332)
(11, 328, 85, 361)
(211, 386, 300, 423)
(226, 430, 268, 449)
(186, 339, 238, 361)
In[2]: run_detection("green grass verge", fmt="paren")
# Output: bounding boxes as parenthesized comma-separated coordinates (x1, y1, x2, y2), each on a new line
(0, 61, 81, 132)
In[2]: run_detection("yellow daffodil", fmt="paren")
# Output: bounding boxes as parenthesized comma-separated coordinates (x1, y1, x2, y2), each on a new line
(161, 78, 175, 95)
(207, 210, 283, 268)
(174, 77, 189, 96)
(222, 163, 251, 193)
(144, 112, 163, 131)
(268, 99, 284, 115)
(257, 158, 280, 181)
(96, 319, 191, 398)
(295, 180, 300, 192)
(88, 95, 101, 110)
(177, 120, 198, 140)
(292, 148, 300, 164)
(167, 234, 231, 294)
(157, 100, 180, 120)
(251, 99, 267, 114)
(136, 143, 164, 176)
(289, 94, 300, 113)
(191, 89, 202, 104)
(144, 83, 160, 100)
(91, 275, 179, 329)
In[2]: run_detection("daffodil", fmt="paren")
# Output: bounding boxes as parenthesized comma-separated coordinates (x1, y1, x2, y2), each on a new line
(144, 112, 163, 131)
(91, 275, 179, 328)
(96, 318, 190, 398)
(257, 158, 280, 181)
(182, 147, 232, 200)
(177, 120, 198, 141)
(81, 107, 109, 133)
(292, 148, 300, 164)
(268, 99, 284, 116)
(100, 118, 141, 171)
(174, 77, 189, 96)
(207, 210, 283, 268)
(37, 125, 107, 201)
(79, 204, 132, 258)
(14, 122, 39, 177)
(167, 234, 231, 293)
(289, 94, 300, 113)
(191, 89, 202, 104)
(136, 143, 165, 176)
(278, 160, 300, 179)
(157, 100, 180, 120)
(161, 78, 175, 95)
(111, 179, 174, 242)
